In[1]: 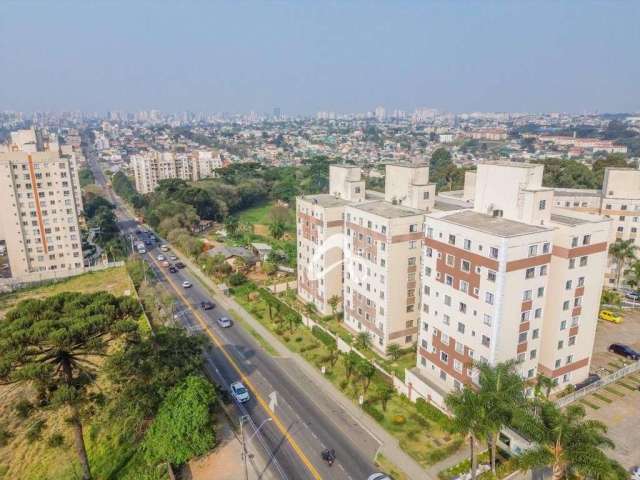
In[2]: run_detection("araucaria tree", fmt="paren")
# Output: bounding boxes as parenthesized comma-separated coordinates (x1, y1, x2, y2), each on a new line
(0, 292, 141, 480)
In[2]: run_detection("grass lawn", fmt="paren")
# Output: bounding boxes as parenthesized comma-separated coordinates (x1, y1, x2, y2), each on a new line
(232, 282, 463, 468)
(236, 201, 296, 234)
(0, 266, 134, 317)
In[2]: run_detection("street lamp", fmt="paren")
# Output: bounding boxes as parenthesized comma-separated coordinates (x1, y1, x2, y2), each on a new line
(240, 416, 273, 480)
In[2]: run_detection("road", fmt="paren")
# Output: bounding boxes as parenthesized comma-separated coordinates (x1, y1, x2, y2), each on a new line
(85, 149, 383, 480)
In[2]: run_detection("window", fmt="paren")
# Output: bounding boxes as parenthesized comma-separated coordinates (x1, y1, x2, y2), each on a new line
(485, 292, 494, 305)
(574, 297, 582, 307)
(426, 247, 432, 257)
(525, 267, 535, 279)
(560, 320, 567, 330)
(460, 280, 469, 293)
(537, 287, 545, 298)
(424, 266, 431, 277)
(490, 247, 499, 259)
(443, 314, 450, 325)
(542, 242, 550, 254)
(583, 234, 591, 245)
(530, 349, 537, 360)
(539, 199, 546, 210)
(408, 257, 416, 266)
(518, 332, 527, 343)
(555, 359, 562, 368)
(457, 322, 465, 334)
(409, 240, 417, 249)
(528, 245, 538, 257)
(532, 328, 539, 339)
(448, 234, 456, 245)
(409, 224, 418, 233)
(579, 256, 588, 267)
(566, 355, 573, 364)
(557, 340, 564, 350)
(487, 270, 496, 282)
(446, 254, 455, 266)
(569, 258, 576, 269)
(460, 260, 471, 273)
(563, 300, 570, 311)
(481, 335, 491, 347)
(483, 314, 492, 326)
(577, 276, 585, 287)
(571, 236, 578, 247)
(565, 280, 572, 290)
(464, 239, 471, 250)
(517, 352, 525, 363)
(540, 265, 547, 276)
(535, 308, 542, 319)
(459, 302, 467, 313)
(444, 295, 451, 306)
(568, 336, 576, 346)
(445, 275, 453, 286)
(528, 369, 535, 378)
(523, 289, 532, 301)
(454, 359, 463, 373)
(521, 310, 530, 322)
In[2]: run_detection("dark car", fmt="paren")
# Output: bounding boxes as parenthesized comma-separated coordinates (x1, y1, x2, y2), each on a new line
(575, 373, 601, 390)
(175, 262, 186, 269)
(168, 266, 177, 273)
(200, 301, 215, 310)
(609, 343, 640, 360)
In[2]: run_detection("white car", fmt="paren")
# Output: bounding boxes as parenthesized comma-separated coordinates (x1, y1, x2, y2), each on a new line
(217, 316, 232, 328)
(182, 280, 192, 288)
(230, 381, 250, 403)
(630, 466, 640, 480)
(367, 474, 392, 480)
(160, 245, 169, 252)
(169, 255, 177, 261)
(157, 254, 165, 261)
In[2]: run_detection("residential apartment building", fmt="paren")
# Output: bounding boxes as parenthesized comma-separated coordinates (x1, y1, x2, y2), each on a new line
(554, 167, 640, 284)
(407, 162, 610, 408)
(130, 149, 222, 194)
(0, 132, 85, 282)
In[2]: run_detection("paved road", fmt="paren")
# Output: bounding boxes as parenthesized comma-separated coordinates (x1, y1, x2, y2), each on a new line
(85, 149, 382, 480)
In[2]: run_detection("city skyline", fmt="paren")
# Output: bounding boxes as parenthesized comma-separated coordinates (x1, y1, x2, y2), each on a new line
(1, 1, 639, 115)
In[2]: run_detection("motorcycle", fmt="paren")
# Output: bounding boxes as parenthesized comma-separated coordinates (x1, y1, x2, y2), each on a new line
(321, 448, 336, 466)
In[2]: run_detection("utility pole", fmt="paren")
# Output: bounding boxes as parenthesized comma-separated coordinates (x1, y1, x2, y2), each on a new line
(240, 415, 249, 480)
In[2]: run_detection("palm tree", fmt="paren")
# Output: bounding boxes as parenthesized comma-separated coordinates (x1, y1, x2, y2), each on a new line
(514, 402, 619, 480)
(224, 215, 239, 237)
(343, 351, 359, 381)
(625, 259, 640, 290)
(357, 360, 376, 395)
(600, 289, 622, 309)
(327, 295, 341, 320)
(476, 361, 527, 474)
(304, 302, 317, 318)
(375, 383, 394, 411)
(609, 239, 637, 288)
(385, 343, 402, 361)
(356, 331, 371, 350)
(534, 374, 557, 400)
(445, 387, 490, 480)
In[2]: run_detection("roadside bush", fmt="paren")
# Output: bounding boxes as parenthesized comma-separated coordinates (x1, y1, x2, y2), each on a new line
(340, 379, 349, 390)
(410, 412, 431, 429)
(14, 399, 34, 420)
(0, 425, 12, 447)
(47, 433, 65, 448)
(363, 402, 384, 422)
(25, 419, 46, 443)
(294, 336, 303, 342)
(311, 325, 337, 349)
(392, 414, 406, 425)
(228, 272, 247, 286)
(415, 397, 449, 428)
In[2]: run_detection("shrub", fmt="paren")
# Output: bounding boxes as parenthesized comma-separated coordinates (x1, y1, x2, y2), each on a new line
(14, 399, 34, 420)
(410, 412, 431, 429)
(415, 397, 449, 428)
(363, 402, 384, 422)
(228, 272, 247, 286)
(26, 419, 46, 443)
(340, 379, 349, 390)
(391, 414, 406, 425)
(311, 325, 337, 349)
(294, 336, 303, 343)
(47, 433, 65, 448)
(0, 425, 12, 447)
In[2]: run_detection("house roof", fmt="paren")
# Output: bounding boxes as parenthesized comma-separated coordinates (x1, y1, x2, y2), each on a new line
(207, 246, 258, 263)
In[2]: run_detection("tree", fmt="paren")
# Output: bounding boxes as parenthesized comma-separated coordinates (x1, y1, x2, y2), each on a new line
(324, 345, 340, 369)
(268, 205, 289, 240)
(143, 375, 217, 466)
(534, 374, 557, 400)
(285, 311, 301, 333)
(343, 351, 360, 381)
(609, 239, 637, 287)
(445, 387, 490, 480)
(476, 361, 527, 474)
(514, 402, 621, 480)
(385, 343, 402, 361)
(356, 360, 376, 395)
(625, 260, 640, 290)
(304, 302, 317, 318)
(327, 295, 341, 319)
(374, 383, 394, 411)
(600, 289, 622, 308)
(356, 331, 371, 350)
(0, 292, 140, 480)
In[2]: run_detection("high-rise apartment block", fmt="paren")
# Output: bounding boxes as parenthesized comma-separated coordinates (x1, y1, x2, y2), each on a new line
(297, 160, 611, 407)
(0, 129, 85, 282)
(131, 149, 222, 194)
(407, 163, 609, 408)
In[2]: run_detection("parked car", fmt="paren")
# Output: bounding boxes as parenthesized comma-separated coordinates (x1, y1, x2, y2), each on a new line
(368, 474, 392, 480)
(608, 343, 640, 360)
(574, 373, 601, 390)
(182, 280, 192, 288)
(160, 245, 169, 252)
(169, 255, 177, 261)
(175, 262, 186, 269)
(200, 301, 215, 310)
(161, 260, 170, 267)
(217, 316, 232, 328)
(599, 310, 623, 324)
(230, 381, 250, 403)
(630, 466, 640, 480)
(168, 266, 177, 273)
(156, 254, 165, 261)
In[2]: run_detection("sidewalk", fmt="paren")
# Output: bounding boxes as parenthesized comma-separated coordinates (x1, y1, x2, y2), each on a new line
(173, 248, 438, 480)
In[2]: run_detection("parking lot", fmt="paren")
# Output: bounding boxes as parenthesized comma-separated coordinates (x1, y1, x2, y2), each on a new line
(576, 308, 640, 468)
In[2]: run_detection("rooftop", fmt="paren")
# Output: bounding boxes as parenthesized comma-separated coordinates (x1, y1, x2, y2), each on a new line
(550, 213, 602, 226)
(299, 193, 351, 208)
(351, 200, 424, 219)
(440, 210, 550, 237)
(553, 188, 602, 197)
(481, 160, 539, 169)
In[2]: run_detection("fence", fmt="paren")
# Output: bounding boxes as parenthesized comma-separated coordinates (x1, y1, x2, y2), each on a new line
(555, 360, 640, 407)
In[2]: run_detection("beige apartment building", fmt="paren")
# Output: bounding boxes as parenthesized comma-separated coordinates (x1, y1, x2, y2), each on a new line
(554, 167, 640, 285)
(0, 133, 85, 282)
(406, 162, 610, 408)
(130, 149, 222, 194)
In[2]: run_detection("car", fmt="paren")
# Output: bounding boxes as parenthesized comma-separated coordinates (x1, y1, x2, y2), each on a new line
(625, 290, 640, 302)
(200, 301, 215, 310)
(157, 254, 165, 261)
(609, 343, 640, 360)
(217, 316, 232, 328)
(182, 280, 192, 288)
(137, 248, 146, 254)
(144, 240, 152, 246)
(367, 474, 392, 480)
(175, 262, 186, 269)
(630, 466, 640, 480)
(230, 381, 250, 403)
(160, 245, 169, 252)
(574, 373, 601, 390)
(168, 266, 177, 273)
(161, 260, 170, 267)
(169, 255, 177, 261)
(599, 310, 623, 324)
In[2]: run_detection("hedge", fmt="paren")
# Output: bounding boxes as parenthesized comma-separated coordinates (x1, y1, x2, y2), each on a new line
(311, 325, 337, 349)
(415, 397, 450, 429)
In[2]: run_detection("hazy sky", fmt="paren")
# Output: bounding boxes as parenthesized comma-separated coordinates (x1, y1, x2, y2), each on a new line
(1, 1, 638, 114)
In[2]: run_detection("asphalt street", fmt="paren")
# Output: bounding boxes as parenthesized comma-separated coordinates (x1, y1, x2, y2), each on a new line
(86, 149, 383, 480)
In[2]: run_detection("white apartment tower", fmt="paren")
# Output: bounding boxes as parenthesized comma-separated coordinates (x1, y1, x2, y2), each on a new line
(0, 130, 85, 282)
(407, 162, 610, 408)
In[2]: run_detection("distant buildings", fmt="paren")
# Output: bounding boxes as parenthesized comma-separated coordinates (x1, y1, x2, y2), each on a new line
(0, 128, 84, 283)
(541, 136, 627, 154)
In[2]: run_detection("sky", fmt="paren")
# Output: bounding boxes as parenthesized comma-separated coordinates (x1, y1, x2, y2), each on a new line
(1, 1, 639, 115)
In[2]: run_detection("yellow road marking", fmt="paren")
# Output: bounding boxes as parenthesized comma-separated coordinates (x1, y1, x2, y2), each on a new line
(148, 255, 322, 480)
